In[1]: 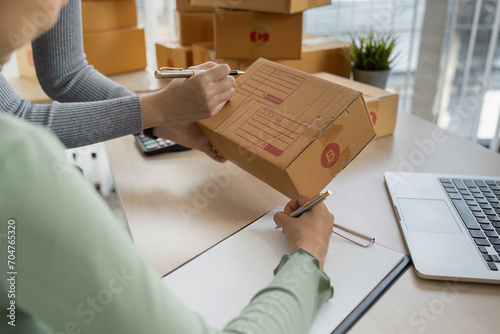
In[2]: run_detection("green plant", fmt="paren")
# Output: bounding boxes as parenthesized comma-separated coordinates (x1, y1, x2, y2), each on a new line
(348, 31, 398, 71)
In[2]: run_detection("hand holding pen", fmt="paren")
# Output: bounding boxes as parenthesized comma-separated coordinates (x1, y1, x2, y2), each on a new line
(274, 194, 334, 270)
(274, 192, 375, 268)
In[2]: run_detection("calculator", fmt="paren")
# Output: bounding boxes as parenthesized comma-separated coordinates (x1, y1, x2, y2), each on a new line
(135, 132, 191, 156)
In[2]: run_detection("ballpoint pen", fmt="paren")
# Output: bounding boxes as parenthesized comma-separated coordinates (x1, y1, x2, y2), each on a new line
(275, 190, 332, 229)
(275, 190, 375, 247)
(290, 190, 332, 218)
(154, 67, 246, 79)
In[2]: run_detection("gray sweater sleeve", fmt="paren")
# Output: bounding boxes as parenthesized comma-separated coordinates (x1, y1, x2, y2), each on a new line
(0, 0, 143, 148)
(32, 0, 137, 102)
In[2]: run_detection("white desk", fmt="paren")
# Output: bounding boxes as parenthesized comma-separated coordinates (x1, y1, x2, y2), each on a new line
(5, 60, 499, 333)
(106, 111, 500, 334)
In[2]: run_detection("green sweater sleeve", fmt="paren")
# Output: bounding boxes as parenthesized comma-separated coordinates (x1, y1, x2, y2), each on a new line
(0, 114, 333, 334)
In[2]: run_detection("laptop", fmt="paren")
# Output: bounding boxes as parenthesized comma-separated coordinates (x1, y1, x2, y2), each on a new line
(384, 172, 500, 284)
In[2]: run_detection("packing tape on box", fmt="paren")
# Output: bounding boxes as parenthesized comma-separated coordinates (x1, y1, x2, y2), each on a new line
(249, 13, 271, 60)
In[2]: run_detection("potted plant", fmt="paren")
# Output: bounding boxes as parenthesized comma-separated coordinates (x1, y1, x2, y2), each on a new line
(348, 30, 398, 89)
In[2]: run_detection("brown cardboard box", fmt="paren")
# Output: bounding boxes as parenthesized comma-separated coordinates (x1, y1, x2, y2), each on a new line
(156, 42, 193, 70)
(214, 10, 302, 60)
(83, 27, 147, 75)
(16, 43, 37, 81)
(191, 0, 331, 14)
(274, 37, 351, 77)
(176, 0, 215, 12)
(197, 59, 376, 198)
(81, 0, 137, 33)
(193, 37, 350, 77)
(192, 42, 242, 70)
(176, 11, 214, 46)
(314, 72, 399, 138)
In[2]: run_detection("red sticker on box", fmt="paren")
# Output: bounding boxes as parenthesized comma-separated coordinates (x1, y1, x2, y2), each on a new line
(250, 27, 269, 46)
(321, 143, 340, 168)
(370, 111, 377, 125)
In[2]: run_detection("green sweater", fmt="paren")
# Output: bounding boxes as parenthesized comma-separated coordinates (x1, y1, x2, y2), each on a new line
(0, 113, 333, 334)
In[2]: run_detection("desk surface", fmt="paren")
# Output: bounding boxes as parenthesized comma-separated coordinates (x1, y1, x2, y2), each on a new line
(106, 111, 500, 334)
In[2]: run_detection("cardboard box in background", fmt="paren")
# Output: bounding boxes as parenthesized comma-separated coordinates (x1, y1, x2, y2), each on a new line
(198, 58, 376, 198)
(276, 36, 351, 77)
(81, 0, 137, 32)
(192, 42, 242, 70)
(16, 43, 37, 81)
(156, 42, 193, 70)
(83, 27, 147, 75)
(314, 72, 399, 138)
(176, 0, 215, 12)
(214, 10, 302, 60)
(191, 0, 331, 14)
(176, 11, 214, 46)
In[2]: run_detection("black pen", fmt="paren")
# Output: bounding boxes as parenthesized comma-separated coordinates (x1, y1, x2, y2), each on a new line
(275, 190, 332, 229)
(154, 68, 245, 79)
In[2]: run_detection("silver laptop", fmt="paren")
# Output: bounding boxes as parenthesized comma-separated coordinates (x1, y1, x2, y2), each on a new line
(384, 172, 500, 284)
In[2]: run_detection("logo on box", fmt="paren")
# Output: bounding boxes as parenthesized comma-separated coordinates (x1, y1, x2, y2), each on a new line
(250, 27, 269, 46)
(321, 143, 340, 168)
(369, 111, 377, 125)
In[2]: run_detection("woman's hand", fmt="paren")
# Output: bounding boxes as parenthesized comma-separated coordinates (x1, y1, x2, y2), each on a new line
(152, 122, 227, 163)
(274, 196, 334, 269)
(141, 62, 236, 129)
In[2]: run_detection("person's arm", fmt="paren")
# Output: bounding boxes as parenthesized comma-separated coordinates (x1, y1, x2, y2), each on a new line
(0, 114, 332, 334)
(0, 74, 142, 148)
(32, 0, 135, 102)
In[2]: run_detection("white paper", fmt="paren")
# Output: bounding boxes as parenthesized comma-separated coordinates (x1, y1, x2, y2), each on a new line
(162, 207, 405, 333)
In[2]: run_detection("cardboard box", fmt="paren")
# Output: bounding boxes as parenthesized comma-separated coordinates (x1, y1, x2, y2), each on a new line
(214, 10, 302, 60)
(81, 0, 137, 33)
(83, 27, 147, 75)
(176, 0, 215, 12)
(156, 42, 193, 70)
(274, 37, 350, 77)
(193, 36, 350, 77)
(192, 42, 242, 70)
(197, 59, 376, 198)
(16, 43, 37, 81)
(176, 11, 214, 46)
(191, 0, 331, 14)
(314, 72, 399, 138)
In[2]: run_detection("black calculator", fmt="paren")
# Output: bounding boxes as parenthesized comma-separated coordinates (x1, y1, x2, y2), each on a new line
(135, 132, 191, 156)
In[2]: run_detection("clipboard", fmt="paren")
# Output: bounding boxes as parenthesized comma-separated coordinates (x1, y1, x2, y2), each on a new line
(162, 207, 411, 333)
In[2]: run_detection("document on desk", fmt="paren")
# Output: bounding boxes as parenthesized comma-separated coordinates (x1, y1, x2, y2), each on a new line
(162, 207, 409, 333)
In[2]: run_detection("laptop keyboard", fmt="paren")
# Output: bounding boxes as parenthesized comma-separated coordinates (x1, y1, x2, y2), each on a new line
(440, 178, 500, 271)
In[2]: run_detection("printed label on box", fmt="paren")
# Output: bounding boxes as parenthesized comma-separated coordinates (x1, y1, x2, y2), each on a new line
(250, 27, 270, 46)
(236, 106, 307, 157)
(240, 64, 305, 105)
(321, 143, 340, 168)
(369, 111, 377, 125)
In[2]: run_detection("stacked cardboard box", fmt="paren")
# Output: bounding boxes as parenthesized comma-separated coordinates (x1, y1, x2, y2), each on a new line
(81, 0, 147, 75)
(154, 0, 215, 70)
(181, 1, 349, 77)
(155, 42, 193, 70)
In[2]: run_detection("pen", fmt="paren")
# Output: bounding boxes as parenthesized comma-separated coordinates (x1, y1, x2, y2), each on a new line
(154, 68, 246, 79)
(274, 190, 375, 247)
(290, 190, 332, 218)
(275, 190, 332, 229)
